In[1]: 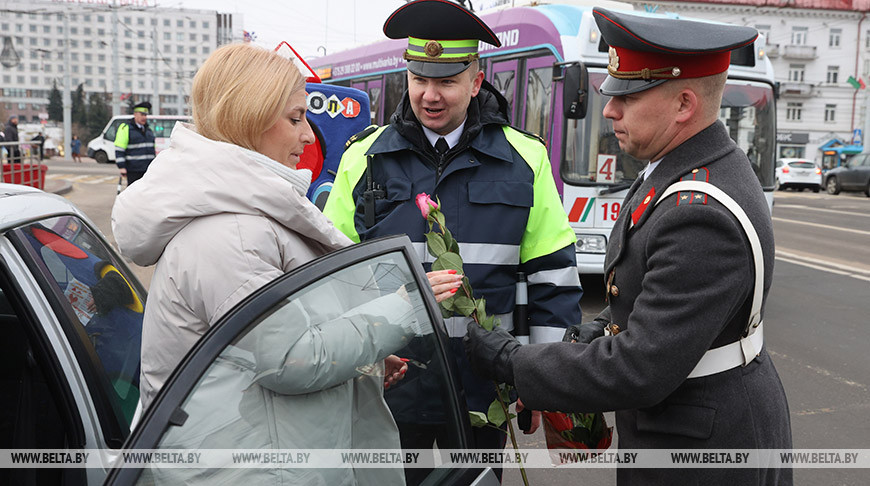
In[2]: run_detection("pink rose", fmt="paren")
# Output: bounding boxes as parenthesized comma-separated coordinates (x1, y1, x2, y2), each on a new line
(415, 193, 438, 219)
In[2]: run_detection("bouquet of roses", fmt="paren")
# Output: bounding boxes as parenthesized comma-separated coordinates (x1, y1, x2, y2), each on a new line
(416, 192, 612, 471)
(416, 193, 529, 485)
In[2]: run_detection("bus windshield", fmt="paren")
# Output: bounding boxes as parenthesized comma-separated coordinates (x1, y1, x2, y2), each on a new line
(561, 71, 776, 188)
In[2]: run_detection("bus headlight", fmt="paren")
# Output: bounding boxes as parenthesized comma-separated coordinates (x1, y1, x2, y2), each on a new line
(575, 234, 606, 254)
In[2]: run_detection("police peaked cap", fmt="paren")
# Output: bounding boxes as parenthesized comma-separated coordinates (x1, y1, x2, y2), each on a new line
(593, 7, 757, 96)
(133, 101, 152, 114)
(383, 0, 501, 78)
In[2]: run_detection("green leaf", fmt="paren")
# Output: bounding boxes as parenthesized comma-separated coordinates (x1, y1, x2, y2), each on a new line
(432, 252, 463, 273)
(469, 411, 488, 428)
(425, 232, 448, 258)
(440, 306, 454, 319)
(453, 295, 475, 317)
(481, 315, 496, 331)
(440, 295, 455, 311)
(475, 298, 487, 321)
(443, 228, 460, 254)
(434, 210, 446, 231)
(487, 399, 507, 427)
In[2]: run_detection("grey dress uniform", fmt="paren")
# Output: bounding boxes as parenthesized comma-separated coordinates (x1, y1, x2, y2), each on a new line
(512, 121, 792, 485)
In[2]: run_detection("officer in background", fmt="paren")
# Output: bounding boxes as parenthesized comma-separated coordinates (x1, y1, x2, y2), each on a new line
(465, 8, 792, 485)
(115, 101, 156, 184)
(324, 0, 582, 481)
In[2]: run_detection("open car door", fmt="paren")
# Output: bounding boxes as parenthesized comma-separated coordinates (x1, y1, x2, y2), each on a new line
(106, 235, 499, 486)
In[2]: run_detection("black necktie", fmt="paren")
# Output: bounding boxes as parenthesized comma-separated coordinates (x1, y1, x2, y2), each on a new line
(435, 137, 449, 155)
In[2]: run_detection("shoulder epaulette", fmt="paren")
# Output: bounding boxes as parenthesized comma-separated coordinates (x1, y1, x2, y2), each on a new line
(345, 125, 380, 149)
(677, 167, 711, 205)
(508, 125, 547, 146)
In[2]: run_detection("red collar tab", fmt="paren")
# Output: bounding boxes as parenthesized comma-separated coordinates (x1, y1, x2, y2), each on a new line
(631, 187, 656, 225)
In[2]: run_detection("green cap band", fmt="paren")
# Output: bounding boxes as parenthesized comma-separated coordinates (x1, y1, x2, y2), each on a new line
(405, 37, 479, 63)
(134, 107, 149, 113)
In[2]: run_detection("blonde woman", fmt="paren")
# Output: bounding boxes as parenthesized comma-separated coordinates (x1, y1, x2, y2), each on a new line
(112, 43, 460, 484)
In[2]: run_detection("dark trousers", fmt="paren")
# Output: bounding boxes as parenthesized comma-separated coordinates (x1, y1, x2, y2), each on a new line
(398, 422, 507, 485)
(125, 171, 146, 184)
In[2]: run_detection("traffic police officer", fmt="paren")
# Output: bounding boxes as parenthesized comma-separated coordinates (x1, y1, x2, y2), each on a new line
(465, 8, 792, 485)
(324, 0, 583, 480)
(115, 101, 156, 184)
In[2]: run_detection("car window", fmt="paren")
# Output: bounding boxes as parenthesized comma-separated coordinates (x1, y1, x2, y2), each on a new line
(789, 161, 815, 169)
(138, 249, 468, 485)
(848, 155, 866, 168)
(13, 216, 145, 444)
(104, 120, 124, 142)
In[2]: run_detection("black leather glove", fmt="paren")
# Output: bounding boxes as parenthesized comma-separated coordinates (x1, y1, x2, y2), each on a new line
(464, 321, 521, 385)
(562, 319, 608, 344)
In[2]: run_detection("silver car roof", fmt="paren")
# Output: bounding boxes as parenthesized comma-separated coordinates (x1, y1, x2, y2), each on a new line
(0, 183, 94, 233)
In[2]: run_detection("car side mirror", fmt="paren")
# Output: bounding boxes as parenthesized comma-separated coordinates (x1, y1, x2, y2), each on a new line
(560, 62, 588, 120)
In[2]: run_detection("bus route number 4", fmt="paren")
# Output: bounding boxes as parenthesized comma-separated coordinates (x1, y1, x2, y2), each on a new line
(597, 154, 615, 183)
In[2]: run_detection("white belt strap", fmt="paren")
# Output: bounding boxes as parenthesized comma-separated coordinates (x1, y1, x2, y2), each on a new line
(653, 181, 765, 378)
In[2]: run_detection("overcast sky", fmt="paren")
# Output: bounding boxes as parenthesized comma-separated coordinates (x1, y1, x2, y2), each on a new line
(161, 1, 407, 61)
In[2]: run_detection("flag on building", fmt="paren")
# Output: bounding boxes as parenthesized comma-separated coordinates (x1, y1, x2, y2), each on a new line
(861, 78, 866, 89)
(847, 75, 863, 89)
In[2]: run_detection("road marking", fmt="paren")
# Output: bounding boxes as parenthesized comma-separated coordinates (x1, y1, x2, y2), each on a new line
(767, 350, 868, 417)
(775, 250, 870, 282)
(44, 174, 117, 184)
(772, 216, 870, 237)
(775, 204, 870, 219)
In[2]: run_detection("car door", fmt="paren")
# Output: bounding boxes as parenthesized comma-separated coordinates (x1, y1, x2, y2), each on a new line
(106, 236, 498, 486)
(841, 154, 866, 189)
(1, 210, 148, 484)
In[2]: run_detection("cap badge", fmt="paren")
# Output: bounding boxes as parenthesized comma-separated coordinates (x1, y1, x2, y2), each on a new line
(424, 40, 444, 58)
(608, 47, 620, 72)
(672, 67, 682, 77)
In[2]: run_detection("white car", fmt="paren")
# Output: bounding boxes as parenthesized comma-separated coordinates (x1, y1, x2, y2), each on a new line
(775, 158, 822, 192)
(1, 184, 497, 485)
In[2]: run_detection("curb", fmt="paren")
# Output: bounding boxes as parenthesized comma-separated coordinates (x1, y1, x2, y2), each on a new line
(44, 179, 73, 196)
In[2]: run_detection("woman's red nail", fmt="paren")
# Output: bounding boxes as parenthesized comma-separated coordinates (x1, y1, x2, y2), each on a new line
(399, 358, 409, 362)
(448, 270, 457, 274)
(400, 369, 407, 374)
(450, 288, 458, 293)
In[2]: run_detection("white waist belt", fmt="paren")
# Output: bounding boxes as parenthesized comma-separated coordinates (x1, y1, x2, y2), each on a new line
(688, 323, 765, 379)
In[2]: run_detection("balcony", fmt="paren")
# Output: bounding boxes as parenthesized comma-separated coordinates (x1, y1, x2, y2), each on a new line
(765, 43, 780, 58)
(783, 44, 817, 60)
(778, 81, 814, 98)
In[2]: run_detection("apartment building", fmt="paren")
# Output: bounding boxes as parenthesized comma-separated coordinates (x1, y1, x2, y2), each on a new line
(0, 0, 242, 121)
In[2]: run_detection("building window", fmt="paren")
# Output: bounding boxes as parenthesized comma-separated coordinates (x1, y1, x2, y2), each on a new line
(827, 65, 839, 84)
(71, 53, 78, 61)
(825, 104, 836, 122)
(177, 45, 183, 54)
(829, 28, 841, 47)
(99, 54, 106, 62)
(85, 53, 92, 61)
(42, 25, 50, 33)
(164, 19, 170, 27)
(70, 27, 78, 35)
(190, 33, 197, 41)
(84, 40, 92, 48)
(164, 32, 171, 40)
(177, 20, 183, 28)
(85, 66, 92, 74)
(29, 24, 36, 33)
(189, 46, 197, 54)
(202, 21, 209, 29)
(84, 27, 91, 35)
(786, 102, 803, 121)
(125, 42, 132, 50)
(164, 82, 171, 90)
(791, 26, 808, 45)
(98, 28, 105, 36)
(189, 20, 197, 28)
(177, 32, 184, 41)
(138, 43, 145, 51)
(137, 17, 144, 25)
(99, 66, 105, 74)
(788, 64, 805, 82)
(98, 15, 105, 23)
(125, 81, 131, 88)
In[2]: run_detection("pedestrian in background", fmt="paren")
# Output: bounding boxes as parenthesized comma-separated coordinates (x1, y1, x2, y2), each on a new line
(4, 116, 21, 163)
(114, 101, 155, 183)
(31, 132, 45, 160)
(465, 8, 792, 485)
(71, 134, 82, 163)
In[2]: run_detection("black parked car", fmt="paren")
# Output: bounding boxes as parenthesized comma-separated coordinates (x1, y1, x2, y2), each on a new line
(825, 154, 870, 196)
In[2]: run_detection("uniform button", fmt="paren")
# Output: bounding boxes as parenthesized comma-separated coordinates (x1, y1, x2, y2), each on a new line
(610, 285, 619, 296)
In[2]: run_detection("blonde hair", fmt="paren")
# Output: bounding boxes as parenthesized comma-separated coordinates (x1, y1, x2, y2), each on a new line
(191, 43, 306, 151)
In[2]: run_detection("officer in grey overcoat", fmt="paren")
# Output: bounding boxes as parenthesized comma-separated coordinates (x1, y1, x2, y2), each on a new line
(464, 7, 792, 485)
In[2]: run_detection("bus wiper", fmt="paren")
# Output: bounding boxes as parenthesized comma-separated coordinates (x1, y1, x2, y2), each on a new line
(599, 181, 634, 195)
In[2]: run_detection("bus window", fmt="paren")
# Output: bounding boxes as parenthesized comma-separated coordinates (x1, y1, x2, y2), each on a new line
(490, 59, 518, 121)
(561, 71, 644, 186)
(719, 81, 776, 188)
(367, 80, 383, 125)
(523, 56, 556, 140)
(383, 71, 407, 123)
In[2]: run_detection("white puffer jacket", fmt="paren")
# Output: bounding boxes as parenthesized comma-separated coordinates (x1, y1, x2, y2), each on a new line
(112, 124, 410, 485)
